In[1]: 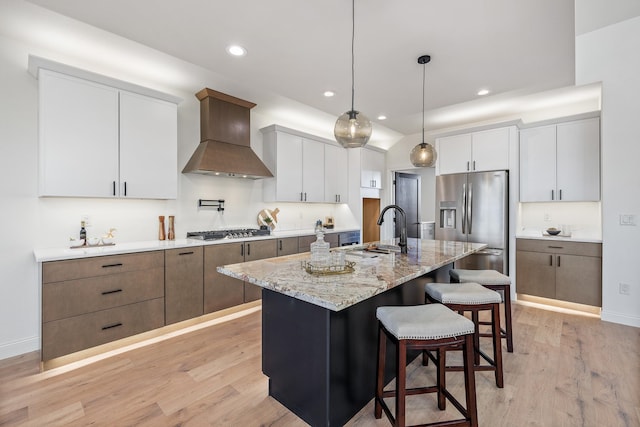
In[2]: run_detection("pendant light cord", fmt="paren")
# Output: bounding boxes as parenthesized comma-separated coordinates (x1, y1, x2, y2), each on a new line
(351, 0, 355, 112)
(422, 60, 425, 144)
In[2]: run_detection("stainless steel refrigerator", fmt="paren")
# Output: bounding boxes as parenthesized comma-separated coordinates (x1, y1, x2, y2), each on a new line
(435, 170, 508, 273)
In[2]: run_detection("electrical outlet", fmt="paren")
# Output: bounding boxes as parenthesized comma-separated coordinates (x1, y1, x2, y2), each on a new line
(619, 283, 630, 295)
(619, 214, 637, 226)
(544, 213, 551, 221)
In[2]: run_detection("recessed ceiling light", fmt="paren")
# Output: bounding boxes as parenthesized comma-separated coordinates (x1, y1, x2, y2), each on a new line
(477, 89, 490, 96)
(324, 91, 335, 97)
(377, 115, 387, 120)
(226, 45, 247, 57)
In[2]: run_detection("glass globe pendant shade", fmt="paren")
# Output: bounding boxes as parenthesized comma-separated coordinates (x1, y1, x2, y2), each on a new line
(334, 110, 372, 148)
(410, 142, 437, 167)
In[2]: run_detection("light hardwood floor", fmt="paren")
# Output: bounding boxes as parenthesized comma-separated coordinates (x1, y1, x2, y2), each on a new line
(0, 303, 638, 426)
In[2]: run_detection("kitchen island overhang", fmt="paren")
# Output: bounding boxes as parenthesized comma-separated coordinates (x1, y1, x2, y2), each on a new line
(218, 239, 486, 426)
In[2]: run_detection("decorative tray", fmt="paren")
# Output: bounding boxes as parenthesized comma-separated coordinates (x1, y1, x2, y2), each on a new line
(302, 260, 355, 276)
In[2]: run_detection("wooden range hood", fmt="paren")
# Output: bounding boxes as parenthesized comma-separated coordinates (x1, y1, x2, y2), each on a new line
(182, 88, 273, 179)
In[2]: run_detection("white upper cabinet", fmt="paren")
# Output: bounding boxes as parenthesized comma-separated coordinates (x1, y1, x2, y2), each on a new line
(36, 65, 180, 199)
(520, 117, 600, 202)
(39, 70, 120, 197)
(324, 144, 348, 203)
(119, 92, 177, 199)
(262, 125, 347, 203)
(361, 148, 385, 189)
(436, 127, 511, 175)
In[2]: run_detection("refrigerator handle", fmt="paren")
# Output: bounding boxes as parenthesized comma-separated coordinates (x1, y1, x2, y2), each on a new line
(461, 183, 467, 234)
(468, 182, 473, 234)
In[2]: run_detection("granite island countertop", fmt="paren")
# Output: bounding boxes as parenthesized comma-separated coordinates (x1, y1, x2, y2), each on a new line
(218, 238, 486, 311)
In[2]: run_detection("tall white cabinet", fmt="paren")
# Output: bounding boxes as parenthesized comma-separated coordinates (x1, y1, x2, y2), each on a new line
(33, 58, 180, 199)
(520, 117, 600, 202)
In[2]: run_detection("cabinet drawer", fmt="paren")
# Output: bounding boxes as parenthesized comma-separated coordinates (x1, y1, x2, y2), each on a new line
(43, 251, 164, 283)
(43, 267, 164, 322)
(516, 239, 601, 257)
(42, 297, 165, 360)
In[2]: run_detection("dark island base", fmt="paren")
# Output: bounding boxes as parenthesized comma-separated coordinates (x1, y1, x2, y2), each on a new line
(262, 273, 436, 426)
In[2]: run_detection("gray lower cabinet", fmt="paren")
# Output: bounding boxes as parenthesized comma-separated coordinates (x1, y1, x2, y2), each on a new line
(204, 240, 277, 313)
(516, 238, 602, 306)
(41, 251, 165, 360)
(165, 246, 204, 325)
(277, 237, 299, 256)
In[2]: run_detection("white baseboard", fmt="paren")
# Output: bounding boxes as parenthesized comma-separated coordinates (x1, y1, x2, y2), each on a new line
(601, 310, 640, 328)
(0, 336, 39, 361)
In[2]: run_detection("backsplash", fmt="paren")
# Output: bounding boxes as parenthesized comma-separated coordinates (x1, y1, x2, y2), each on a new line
(518, 201, 602, 238)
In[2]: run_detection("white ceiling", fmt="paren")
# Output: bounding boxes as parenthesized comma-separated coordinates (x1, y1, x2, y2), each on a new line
(24, 0, 596, 146)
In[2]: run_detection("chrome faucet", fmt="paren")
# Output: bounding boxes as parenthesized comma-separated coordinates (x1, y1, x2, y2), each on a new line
(377, 204, 408, 254)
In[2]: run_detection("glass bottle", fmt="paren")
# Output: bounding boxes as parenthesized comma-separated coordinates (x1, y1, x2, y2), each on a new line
(158, 216, 166, 241)
(168, 216, 175, 240)
(310, 231, 330, 267)
(80, 221, 87, 244)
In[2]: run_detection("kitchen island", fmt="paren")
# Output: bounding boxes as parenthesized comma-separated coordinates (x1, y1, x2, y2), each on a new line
(218, 238, 486, 426)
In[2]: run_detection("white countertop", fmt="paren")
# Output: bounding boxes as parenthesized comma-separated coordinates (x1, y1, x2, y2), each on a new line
(516, 228, 602, 243)
(33, 227, 360, 262)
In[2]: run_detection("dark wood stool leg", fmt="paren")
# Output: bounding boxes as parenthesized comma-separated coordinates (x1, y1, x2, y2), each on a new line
(396, 339, 407, 427)
(462, 333, 479, 427)
(437, 347, 446, 410)
(471, 310, 480, 365)
(491, 303, 504, 388)
(502, 285, 513, 352)
(375, 324, 386, 419)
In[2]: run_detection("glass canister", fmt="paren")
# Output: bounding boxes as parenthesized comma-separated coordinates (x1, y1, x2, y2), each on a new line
(310, 231, 330, 267)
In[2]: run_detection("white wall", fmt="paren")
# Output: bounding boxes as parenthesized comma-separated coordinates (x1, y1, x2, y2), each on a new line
(575, 15, 640, 327)
(0, 5, 360, 359)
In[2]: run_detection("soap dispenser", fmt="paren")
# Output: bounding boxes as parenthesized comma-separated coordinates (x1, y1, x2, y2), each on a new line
(310, 230, 330, 267)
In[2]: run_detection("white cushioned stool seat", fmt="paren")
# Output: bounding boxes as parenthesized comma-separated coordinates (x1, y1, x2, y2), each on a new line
(376, 303, 474, 340)
(426, 282, 501, 305)
(450, 269, 511, 286)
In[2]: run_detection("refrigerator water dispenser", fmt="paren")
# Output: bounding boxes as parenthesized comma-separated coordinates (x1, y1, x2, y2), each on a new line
(439, 202, 457, 229)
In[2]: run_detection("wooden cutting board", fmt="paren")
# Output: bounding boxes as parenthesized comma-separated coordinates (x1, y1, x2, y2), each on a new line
(257, 208, 279, 229)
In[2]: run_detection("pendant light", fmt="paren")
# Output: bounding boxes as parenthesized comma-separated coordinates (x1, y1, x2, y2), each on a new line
(410, 55, 437, 167)
(334, 0, 372, 148)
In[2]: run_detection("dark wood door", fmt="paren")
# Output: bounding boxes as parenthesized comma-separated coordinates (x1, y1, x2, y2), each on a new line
(243, 240, 277, 302)
(165, 246, 204, 324)
(516, 250, 556, 299)
(204, 243, 245, 313)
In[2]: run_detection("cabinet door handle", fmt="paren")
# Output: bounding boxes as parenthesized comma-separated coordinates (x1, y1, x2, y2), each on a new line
(467, 161, 470, 171)
(473, 160, 476, 170)
(304, 192, 307, 201)
(279, 240, 283, 251)
(557, 255, 561, 267)
(102, 263, 123, 268)
(549, 255, 553, 266)
(247, 243, 251, 256)
(551, 189, 554, 200)
(559, 189, 563, 200)
(101, 322, 122, 330)
(112, 181, 116, 196)
(101, 289, 122, 295)
(241, 244, 244, 257)
(179, 251, 194, 256)
(124, 182, 127, 197)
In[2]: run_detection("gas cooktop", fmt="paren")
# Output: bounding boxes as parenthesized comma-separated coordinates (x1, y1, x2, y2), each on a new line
(186, 228, 270, 240)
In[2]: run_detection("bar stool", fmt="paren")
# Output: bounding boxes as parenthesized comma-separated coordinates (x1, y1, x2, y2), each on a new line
(375, 303, 478, 427)
(425, 282, 504, 388)
(450, 268, 514, 352)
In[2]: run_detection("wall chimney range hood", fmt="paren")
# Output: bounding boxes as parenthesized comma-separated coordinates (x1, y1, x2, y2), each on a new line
(182, 88, 273, 179)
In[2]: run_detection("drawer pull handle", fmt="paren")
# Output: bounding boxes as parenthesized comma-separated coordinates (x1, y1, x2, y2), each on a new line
(102, 263, 123, 268)
(101, 289, 122, 295)
(179, 251, 194, 256)
(101, 322, 122, 330)
(548, 246, 563, 249)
